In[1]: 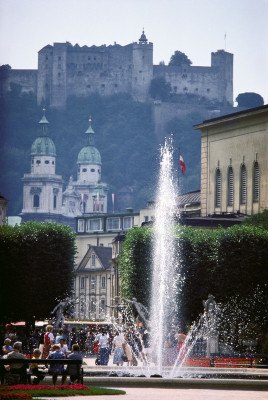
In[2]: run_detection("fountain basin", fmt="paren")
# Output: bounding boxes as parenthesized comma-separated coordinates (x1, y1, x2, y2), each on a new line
(81, 376, 268, 390)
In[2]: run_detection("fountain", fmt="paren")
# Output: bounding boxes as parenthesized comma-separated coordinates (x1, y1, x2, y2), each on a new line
(150, 137, 180, 376)
(80, 139, 267, 390)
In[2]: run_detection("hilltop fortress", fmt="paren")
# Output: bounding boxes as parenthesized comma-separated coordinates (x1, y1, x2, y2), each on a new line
(1, 31, 233, 108)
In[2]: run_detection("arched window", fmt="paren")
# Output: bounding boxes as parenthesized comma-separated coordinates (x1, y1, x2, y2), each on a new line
(53, 195, 57, 209)
(215, 169, 221, 208)
(240, 164, 247, 204)
(33, 194, 40, 208)
(253, 162, 259, 202)
(227, 167, 234, 206)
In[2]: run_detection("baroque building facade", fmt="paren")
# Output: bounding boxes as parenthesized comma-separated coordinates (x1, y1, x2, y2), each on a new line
(1, 31, 233, 108)
(20, 112, 108, 228)
(194, 104, 268, 217)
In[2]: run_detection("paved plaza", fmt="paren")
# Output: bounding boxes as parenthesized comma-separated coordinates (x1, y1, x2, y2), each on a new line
(42, 387, 268, 400)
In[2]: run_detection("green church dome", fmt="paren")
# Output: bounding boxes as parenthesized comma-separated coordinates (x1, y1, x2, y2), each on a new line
(31, 110, 56, 156)
(77, 145, 101, 165)
(77, 117, 101, 165)
(31, 136, 56, 156)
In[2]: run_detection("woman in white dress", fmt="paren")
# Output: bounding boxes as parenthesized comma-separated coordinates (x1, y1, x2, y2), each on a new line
(112, 331, 125, 366)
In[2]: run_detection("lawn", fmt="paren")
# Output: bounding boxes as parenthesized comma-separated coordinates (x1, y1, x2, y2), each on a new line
(0, 384, 126, 398)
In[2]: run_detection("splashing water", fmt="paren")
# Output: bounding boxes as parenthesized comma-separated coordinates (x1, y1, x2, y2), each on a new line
(150, 138, 179, 375)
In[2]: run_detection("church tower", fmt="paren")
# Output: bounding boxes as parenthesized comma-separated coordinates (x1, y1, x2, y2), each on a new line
(62, 118, 108, 215)
(21, 110, 63, 222)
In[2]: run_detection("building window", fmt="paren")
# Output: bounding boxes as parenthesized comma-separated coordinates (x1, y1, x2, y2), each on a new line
(82, 168, 87, 172)
(101, 276, 106, 289)
(227, 167, 234, 206)
(45, 160, 49, 164)
(78, 219, 85, 232)
(36, 160, 41, 164)
(33, 194, 40, 208)
(253, 162, 259, 202)
(91, 168, 95, 172)
(215, 168, 221, 208)
(91, 276, 96, 290)
(86, 218, 103, 232)
(106, 217, 120, 230)
(91, 254, 96, 266)
(53, 195, 57, 209)
(123, 216, 133, 230)
(240, 164, 247, 204)
(80, 277, 85, 289)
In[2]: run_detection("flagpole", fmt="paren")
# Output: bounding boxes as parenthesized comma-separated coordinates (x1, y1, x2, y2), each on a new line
(178, 147, 180, 191)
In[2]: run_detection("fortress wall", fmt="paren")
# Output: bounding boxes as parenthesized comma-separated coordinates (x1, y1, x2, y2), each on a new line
(66, 45, 133, 98)
(154, 65, 221, 102)
(2, 69, 37, 94)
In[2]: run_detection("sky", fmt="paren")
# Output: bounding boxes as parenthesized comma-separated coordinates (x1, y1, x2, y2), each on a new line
(0, 0, 267, 104)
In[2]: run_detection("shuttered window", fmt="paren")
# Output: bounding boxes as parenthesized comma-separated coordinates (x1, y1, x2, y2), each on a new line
(227, 167, 234, 206)
(253, 162, 259, 202)
(240, 164, 247, 204)
(215, 169, 221, 208)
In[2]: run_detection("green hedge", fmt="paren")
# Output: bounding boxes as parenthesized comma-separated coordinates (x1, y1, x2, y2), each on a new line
(0, 222, 76, 324)
(119, 224, 268, 341)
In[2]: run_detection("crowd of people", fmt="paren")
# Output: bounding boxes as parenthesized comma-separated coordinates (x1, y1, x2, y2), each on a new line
(0, 323, 188, 384)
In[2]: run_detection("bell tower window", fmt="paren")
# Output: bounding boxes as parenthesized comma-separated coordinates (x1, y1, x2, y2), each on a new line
(53, 195, 57, 209)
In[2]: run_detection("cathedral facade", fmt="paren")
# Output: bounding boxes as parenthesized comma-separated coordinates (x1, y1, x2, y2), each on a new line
(20, 112, 108, 229)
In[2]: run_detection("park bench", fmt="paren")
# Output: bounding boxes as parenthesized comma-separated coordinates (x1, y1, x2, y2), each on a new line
(0, 358, 83, 384)
(209, 353, 268, 368)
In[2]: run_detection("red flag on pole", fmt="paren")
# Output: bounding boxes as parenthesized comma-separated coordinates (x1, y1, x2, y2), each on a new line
(179, 153, 186, 174)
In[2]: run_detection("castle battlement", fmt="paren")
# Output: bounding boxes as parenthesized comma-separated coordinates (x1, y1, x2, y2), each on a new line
(1, 32, 233, 108)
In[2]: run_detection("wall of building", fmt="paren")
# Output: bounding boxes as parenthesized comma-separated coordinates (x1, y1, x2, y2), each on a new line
(196, 106, 268, 216)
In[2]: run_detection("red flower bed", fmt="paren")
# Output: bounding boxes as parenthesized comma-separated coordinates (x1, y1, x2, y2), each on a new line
(0, 385, 89, 391)
(0, 394, 32, 400)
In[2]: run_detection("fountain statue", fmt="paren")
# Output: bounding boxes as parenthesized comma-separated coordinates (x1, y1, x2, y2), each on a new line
(49, 297, 77, 330)
(122, 298, 150, 329)
(203, 294, 219, 356)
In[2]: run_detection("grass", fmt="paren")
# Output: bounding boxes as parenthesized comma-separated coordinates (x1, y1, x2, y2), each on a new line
(27, 388, 126, 396)
(0, 385, 126, 397)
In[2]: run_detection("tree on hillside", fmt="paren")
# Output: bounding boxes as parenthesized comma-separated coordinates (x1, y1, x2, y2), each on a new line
(0, 222, 76, 325)
(169, 51, 192, 67)
(149, 76, 171, 101)
(236, 92, 264, 108)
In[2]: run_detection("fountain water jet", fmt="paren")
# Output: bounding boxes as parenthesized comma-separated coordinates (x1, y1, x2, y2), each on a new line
(150, 138, 180, 375)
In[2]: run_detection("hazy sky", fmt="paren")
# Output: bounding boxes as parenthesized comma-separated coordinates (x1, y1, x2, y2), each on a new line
(0, 0, 267, 104)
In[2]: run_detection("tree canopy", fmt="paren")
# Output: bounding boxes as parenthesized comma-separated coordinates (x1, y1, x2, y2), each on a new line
(149, 76, 171, 101)
(169, 51, 192, 67)
(0, 222, 76, 325)
(236, 92, 264, 108)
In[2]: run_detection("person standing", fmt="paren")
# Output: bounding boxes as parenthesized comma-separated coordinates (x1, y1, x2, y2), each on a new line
(42, 325, 54, 359)
(95, 329, 110, 365)
(112, 331, 125, 366)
